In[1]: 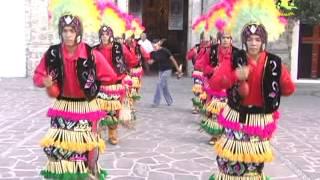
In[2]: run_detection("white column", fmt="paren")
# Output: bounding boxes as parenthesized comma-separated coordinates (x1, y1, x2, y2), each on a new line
(187, 0, 202, 76)
(291, 20, 300, 82)
(0, 1, 26, 77)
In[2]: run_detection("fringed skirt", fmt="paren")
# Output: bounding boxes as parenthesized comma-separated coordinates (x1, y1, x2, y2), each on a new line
(97, 83, 125, 127)
(40, 97, 107, 179)
(191, 70, 205, 108)
(119, 76, 136, 127)
(130, 66, 143, 101)
(200, 86, 226, 136)
(210, 105, 279, 180)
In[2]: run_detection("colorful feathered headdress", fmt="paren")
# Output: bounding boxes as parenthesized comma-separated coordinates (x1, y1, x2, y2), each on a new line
(48, 0, 100, 33)
(98, 2, 130, 37)
(229, 0, 286, 43)
(192, 15, 209, 33)
(192, 0, 236, 39)
(206, 0, 235, 35)
(130, 17, 145, 39)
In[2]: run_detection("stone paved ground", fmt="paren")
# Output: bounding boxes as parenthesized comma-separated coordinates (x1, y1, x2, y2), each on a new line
(0, 77, 319, 180)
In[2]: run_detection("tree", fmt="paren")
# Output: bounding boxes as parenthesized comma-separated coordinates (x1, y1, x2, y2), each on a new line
(293, 0, 320, 24)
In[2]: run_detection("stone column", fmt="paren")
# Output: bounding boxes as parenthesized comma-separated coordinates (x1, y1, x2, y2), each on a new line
(26, 0, 53, 77)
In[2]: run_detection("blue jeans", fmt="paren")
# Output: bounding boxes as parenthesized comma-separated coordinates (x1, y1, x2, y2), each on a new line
(153, 69, 173, 105)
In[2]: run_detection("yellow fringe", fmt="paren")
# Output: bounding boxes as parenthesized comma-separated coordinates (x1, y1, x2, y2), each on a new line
(130, 66, 143, 74)
(100, 84, 125, 92)
(45, 160, 88, 174)
(222, 105, 274, 128)
(215, 172, 267, 180)
(192, 84, 203, 94)
(214, 136, 273, 163)
(132, 77, 141, 89)
(206, 99, 226, 114)
(97, 99, 122, 111)
(119, 100, 132, 122)
(199, 92, 207, 100)
(51, 98, 101, 113)
(40, 128, 106, 153)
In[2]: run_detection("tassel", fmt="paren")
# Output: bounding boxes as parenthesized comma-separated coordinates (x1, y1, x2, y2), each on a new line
(40, 128, 104, 153)
(215, 137, 273, 163)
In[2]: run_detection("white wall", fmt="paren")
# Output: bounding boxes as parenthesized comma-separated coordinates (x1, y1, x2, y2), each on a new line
(0, 1, 26, 77)
(117, 0, 129, 13)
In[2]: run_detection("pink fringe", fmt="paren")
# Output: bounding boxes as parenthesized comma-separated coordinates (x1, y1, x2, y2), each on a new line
(99, 87, 126, 96)
(131, 70, 143, 78)
(192, 74, 204, 81)
(47, 109, 106, 122)
(123, 80, 133, 86)
(217, 110, 280, 139)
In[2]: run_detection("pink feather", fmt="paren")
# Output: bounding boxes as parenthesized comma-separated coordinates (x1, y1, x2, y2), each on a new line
(279, 16, 288, 25)
(215, 19, 226, 31)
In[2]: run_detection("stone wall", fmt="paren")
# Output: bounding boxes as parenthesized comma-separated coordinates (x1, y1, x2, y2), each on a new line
(25, 0, 292, 77)
(25, 0, 51, 77)
(25, 0, 116, 77)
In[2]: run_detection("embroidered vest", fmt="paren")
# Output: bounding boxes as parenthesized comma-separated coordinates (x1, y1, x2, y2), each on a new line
(45, 43, 100, 100)
(227, 50, 282, 114)
(112, 42, 128, 74)
(209, 45, 239, 67)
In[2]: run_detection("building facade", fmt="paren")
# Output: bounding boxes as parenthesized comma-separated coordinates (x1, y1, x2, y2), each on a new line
(2, 0, 313, 83)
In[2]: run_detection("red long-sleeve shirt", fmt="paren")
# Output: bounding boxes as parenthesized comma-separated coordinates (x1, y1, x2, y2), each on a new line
(194, 47, 209, 71)
(33, 42, 117, 98)
(186, 47, 197, 61)
(195, 45, 233, 77)
(98, 44, 138, 81)
(209, 51, 295, 107)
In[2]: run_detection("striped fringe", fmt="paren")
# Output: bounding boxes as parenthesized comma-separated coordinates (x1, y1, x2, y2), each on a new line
(119, 100, 132, 124)
(99, 84, 125, 96)
(40, 128, 105, 153)
(199, 92, 207, 101)
(41, 161, 108, 180)
(47, 99, 105, 122)
(206, 99, 227, 114)
(218, 105, 278, 139)
(130, 66, 143, 78)
(201, 117, 224, 135)
(192, 70, 204, 81)
(132, 77, 141, 89)
(214, 136, 273, 163)
(211, 172, 268, 180)
(192, 84, 203, 94)
(130, 88, 142, 101)
(43, 160, 88, 174)
(123, 75, 133, 87)
(97, 99, 122, 111)
(50, 99, 101, 113)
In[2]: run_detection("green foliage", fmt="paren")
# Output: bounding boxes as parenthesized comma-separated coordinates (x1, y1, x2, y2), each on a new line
(293, 0, 320, 24)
